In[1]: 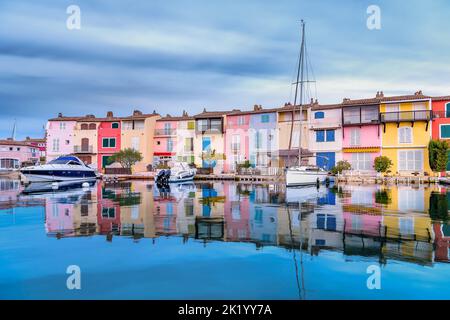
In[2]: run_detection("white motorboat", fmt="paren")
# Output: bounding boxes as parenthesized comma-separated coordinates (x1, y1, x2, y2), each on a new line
(20, 155, 97, 183)
(286, 165, 329, 187)
(156, 162, 196, 184)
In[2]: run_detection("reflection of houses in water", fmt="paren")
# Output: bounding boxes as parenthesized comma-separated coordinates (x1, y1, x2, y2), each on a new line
(0, 180, 44, 210)
(434, 223, 450, 263)
(154, 184, 178, 236)
(224, 183, 250, 241)
(97, 183, 121, 235)
(195, 217, 224, 241)
(119, 182, 155, 239)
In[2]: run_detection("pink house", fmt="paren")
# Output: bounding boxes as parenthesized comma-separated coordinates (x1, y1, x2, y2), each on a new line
(223, 182, 250, 241)
(341, 99, 381, 171)
(153, 116, 179, 167)
(46, 113, 79, 162)
(224, 110, 250, 173)
(0, 139, 39, 169)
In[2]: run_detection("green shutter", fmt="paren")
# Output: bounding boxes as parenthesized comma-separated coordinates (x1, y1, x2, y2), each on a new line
(441, 125, 450, 138)
(102, 139, 108, 147)
(110, 139, 116, 148)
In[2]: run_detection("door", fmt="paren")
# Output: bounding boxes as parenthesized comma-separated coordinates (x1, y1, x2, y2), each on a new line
(81, 138, 89, 152)
(102, 155, 111, 168)
(316, 152, 335, 170)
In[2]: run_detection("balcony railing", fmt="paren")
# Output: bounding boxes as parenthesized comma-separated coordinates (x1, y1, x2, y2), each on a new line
(380, 110, 431, 122)
(343, 117, 379, 125)
(432, 111, 449, 119)
(74, 145, 94, 153)
(154, 129, 177, 136)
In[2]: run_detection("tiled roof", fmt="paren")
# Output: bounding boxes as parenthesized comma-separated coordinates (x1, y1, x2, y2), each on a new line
(194, 109, 234, 118)
(227, 107, 280, 116)
(432, 96, 450, 101)
(48, 116, 82, 121)
(0, 139, 33, 147)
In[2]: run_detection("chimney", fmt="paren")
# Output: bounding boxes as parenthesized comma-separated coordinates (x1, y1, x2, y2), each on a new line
(182, 110, 188, 117)
(415, 90, 423, 95)
(86, 114, 95, 118)
(203, 108, 207, 113)
(26, 136, 30, 140)
(58, 112, 63, 118)
(133, 110, 142, 116)
(343, 98, 350, 102)
(166, 114, 171, 118)
(379, 91, 384, 97)
(315, 99, 319, 105)
(253, 104, 259, 111)
(106, 111, 113, 118)
(152, 110, 157, 115)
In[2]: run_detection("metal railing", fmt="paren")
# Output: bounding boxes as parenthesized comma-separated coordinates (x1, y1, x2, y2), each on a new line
(154, 129, 177, 136)
(74, 145, 93, 153)
(380, 110, 431, 122)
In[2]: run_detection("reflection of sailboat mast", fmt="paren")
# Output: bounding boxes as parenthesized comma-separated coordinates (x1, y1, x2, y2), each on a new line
(286, 205, 301, 299)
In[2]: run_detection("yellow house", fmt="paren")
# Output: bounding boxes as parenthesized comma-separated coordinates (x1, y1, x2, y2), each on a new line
(193, 109, 230, 173)
(120, 110, 159, 173)
(277, 103, 310, 167)
(379, 92, 432, 175)
(72, 115, 100, 167)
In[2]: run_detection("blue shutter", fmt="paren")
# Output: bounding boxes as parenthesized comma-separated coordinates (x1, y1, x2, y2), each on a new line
(441, 125, 450, 138)
(446, 103, 450, 118)
(326, 130, 335, 142)
(315, 112, 324, 119)
(316, 130, 325, 142)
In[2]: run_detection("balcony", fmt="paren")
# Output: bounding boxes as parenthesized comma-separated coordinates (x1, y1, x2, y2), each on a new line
(380, 110, 431, 122)
(74, 145, 94, 153)
(431, 111, 449, 119)
(379, 110, 432, 132)
(154, 129, 177, 136)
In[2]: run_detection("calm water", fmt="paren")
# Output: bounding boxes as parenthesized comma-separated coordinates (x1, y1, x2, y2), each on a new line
(0, 179, 449, 300)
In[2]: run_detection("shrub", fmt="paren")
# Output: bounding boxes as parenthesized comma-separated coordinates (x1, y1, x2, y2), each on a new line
(330, 160, 351, 175)
(429, 139, 449, 172)
(374, 156, 393, 173)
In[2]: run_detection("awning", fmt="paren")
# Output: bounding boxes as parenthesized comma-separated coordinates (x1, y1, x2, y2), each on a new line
(154, 152, 175, 156)
(343, 147, 380, 153)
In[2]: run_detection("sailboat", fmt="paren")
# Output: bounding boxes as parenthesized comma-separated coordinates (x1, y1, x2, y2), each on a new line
(286, 20, 329, 187)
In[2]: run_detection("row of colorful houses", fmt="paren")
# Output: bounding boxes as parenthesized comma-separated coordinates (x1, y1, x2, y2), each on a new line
(45, 91, 450, 174)
(0, 137, 45, 170)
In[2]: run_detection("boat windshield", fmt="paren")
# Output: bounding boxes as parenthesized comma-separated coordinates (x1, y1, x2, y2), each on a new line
(48, 156, 83, 165)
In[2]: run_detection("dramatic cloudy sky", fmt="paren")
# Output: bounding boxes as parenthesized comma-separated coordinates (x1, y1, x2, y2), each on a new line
(1, 0, 449, 139)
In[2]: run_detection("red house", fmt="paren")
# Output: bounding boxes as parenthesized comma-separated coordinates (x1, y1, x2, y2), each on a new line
(97, 111, 121, 170)
(431, 96, 450, 171)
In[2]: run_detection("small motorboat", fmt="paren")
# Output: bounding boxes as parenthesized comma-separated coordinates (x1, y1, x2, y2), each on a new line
(286, 165, 330, 187)
(155, 162, 196, 184)
(20, 155, 97, 183)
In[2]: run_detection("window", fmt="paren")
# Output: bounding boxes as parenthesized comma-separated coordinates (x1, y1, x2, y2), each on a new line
(59, 122, 66, 130)
(197, 119, 208, 132)
(0, 159, 19, 169)
(399, 217, 414, 235)
(52, 138, 60, 152)
(122, 121, 132, 130)
(399, 127, 412, 143)
(351, 152, 371, 170)
(362, 107, 378, 123)
(88, 123, 96, 130)
(131, 137, 139, 150)
(164, 123, 171, 135)
(80, 123, 88, 130)
(167, 139, 173, 152)
(210, 119, 222, 132)
(16, 147, 20, 151)
(326, 130, 335, 142)
(350, 128, 360, 146)
(446, 103, 450, 118)
(316, 130, 325, 142)
(440, 124, 450, 138)
(344, 107, 360, 124)
(398, 188, 424, 212)
(231, 135, 240, 152)
(398, 150, 423, 171)
(185, 138, 193, 152)
(112, 122, 119, 129)
(134, 121, 145, 130)
(314, 111, 324, 119)
(255, 131, 263, 149)
(238, 116, 246, 125)
(261, 114, 270, 123)
(102, 138, 116, 148)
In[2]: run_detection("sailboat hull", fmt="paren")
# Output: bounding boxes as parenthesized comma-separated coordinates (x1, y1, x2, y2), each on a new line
(286, 169, 329, 187)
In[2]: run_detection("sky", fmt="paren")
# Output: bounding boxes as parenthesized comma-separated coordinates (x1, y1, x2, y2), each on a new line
(0, 0, 449, 139)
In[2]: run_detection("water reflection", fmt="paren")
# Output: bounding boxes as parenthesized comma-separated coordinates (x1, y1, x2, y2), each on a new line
(1, 179, 449, 266)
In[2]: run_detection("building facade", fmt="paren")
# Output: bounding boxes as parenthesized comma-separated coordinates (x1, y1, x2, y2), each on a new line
(431, 96, 450, 171)
(309, 103, 342, 170)
(0, 140, 39, 169)
(153, 115, 179, 167)
(341, 97, 381, 172)
(97, 112, 122, 170)
(175, 112, 196, 165)
(72, 115, 100, 167)
(46, 114, 79, 162)
(380, 92, 432, 175)
(224, 110, 250, 173)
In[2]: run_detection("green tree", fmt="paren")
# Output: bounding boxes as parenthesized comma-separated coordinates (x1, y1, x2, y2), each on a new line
(330, 160, 351, 175)
(374, 156, 393, 173)
(108, 148, 143, 168)
(429, 139, 449, 173)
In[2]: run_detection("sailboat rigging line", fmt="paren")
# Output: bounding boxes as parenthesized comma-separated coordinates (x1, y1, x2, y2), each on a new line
(288, 20, 305, 153)
(286, 204, 302, 300)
